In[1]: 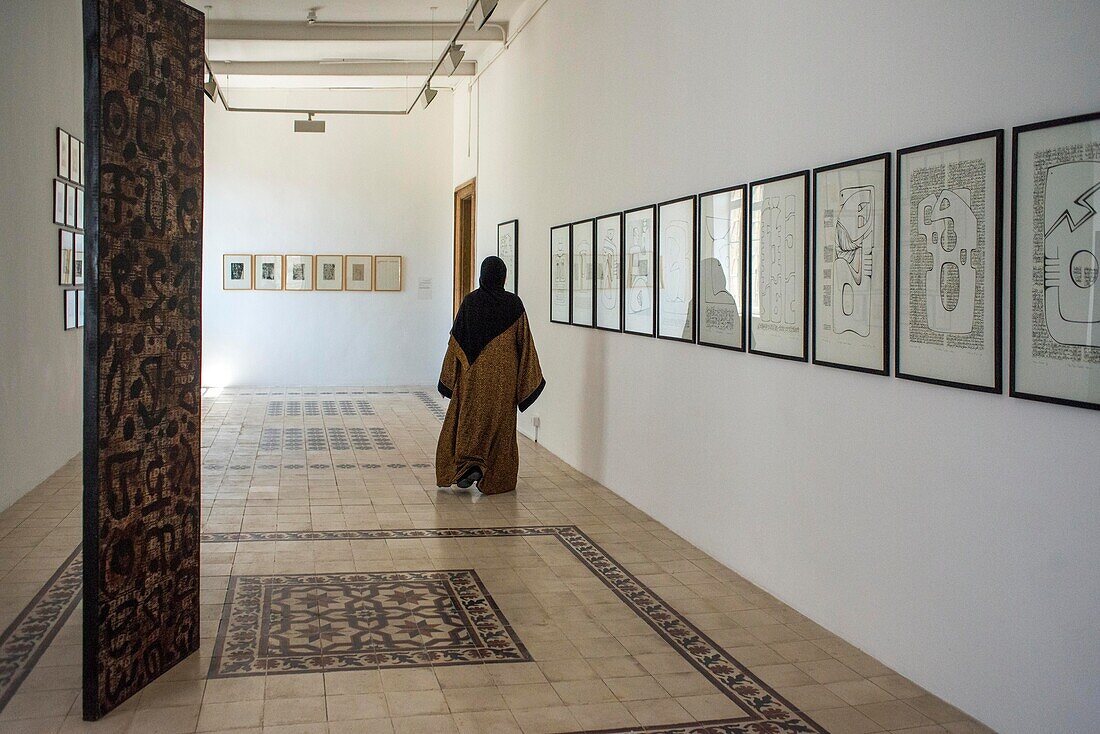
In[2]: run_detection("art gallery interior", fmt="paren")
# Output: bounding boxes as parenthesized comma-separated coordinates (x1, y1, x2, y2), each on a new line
(0, 0, 1097, 732)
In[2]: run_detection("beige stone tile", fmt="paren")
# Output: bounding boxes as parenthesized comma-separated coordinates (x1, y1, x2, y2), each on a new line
(385, 689, 448, 717)
(325, 693, 388, 721)
(196, 699, 263, 731)
(857, 700, 935, 730)
(827, 679, 896, 705)
(262, 696, 327, 726)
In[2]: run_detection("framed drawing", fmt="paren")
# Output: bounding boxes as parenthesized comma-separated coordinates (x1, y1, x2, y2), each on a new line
(74, 233, 85, 286)
(813, 153, 891, 374)
(748, 170, 810, 360)
(697, 185, 746, 350)
(54, 180, 66, 225)
(284, 254, 314, 291)
(254, 254, 283, 291)
(374, 255, 403, 291)
(656, 196, 696, 342)
(497, 219, 518, 294)
(77, 139, 84, 185)
(64, 290, 78, 330)
(77, 289, 85, 329)
(69, 137, 80, 182)
(65, 184, 76, 228)
(223, 254, 252, 290)
(1011, 111, 1100, 410)
(595, 213, 623, 332)
(550, 224, 570, 324)
(570, 219, 595, 327)
(897, 130, 1003, 392)
(623, 204, 656, 337)
(59, 230, 74, 286)
(57, 129, 70, 180)
(316, 255, 344, 291)
(345, 255, 374, 291)
(76, 188, 85, 231)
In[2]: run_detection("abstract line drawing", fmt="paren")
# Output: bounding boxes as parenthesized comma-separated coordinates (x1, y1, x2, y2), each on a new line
(917, 188, 978, 334)
(1042, 161, 1100, 346)
(832, 185, 876, 337)
(550, 226, 570, 322)
(596, 221, 620, 313)
(571, 221, 594, 326)
(626, 215, 652, 314)
(759, 195, 798, 325)
(705, 216, 733, 272)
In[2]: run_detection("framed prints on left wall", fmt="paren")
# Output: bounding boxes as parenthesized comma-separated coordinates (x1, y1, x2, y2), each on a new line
(697, 185, 746, 350)
(623, 204, 656, 337)
(550, 224, 570, 324)
(570, 218, 595, 327)
(222, 254, 252, 290)
(594, 213, 623, 332)
(497, 219, 518, 294)
(656, 195, 696, 342)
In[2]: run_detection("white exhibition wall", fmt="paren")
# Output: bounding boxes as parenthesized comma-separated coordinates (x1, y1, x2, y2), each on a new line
(458, 1, 1100, 732)
(0, 0, 84, 511)
(202, 93, 455, 387)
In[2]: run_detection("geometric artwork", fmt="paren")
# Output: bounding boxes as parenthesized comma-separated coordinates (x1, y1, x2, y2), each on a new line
(209, 570, 531, 677)
(284, 255, 314, 291)
(345, 255, 374, 292)
(223, 254, 252, 290)
(897, 130, 1003, 392)
(253, 254, 283, 291)
(570, 219, 594, 327)
(59, 230, 74, 286)
(315, 254, 344, 291)
(697, 185, 745, 350)
(748, 170, 810, 361)
(656, 196, 696, 342)
(82, 0, 204, 719)
(813, 153, 891, 374)
(374, 255, 403, 291)
(623, 204, 656, 337)
(549, 224, 570, 324)
(594, 213, 622, 332)
(497, 219, 518, 294)
(1011, 110, 1100, 409)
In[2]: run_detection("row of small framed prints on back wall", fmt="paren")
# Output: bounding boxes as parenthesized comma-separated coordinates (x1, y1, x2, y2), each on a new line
(548, 110, 1100, 411)
(223, 254, 403, 292)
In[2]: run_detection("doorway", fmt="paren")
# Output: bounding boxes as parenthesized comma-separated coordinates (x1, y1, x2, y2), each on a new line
(453, 178, 476, 316)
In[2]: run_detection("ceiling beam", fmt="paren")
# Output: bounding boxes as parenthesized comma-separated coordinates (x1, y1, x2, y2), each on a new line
(209, 60, 476, 77)
(206, 20, 506, 43)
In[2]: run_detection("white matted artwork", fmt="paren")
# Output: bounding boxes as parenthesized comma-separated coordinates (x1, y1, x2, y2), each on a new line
(222, 254, 253, 290)
(77, 289, 85, 328)
(748, 170, 810, 360)
(374, 255, 402, 291)
(570, 219, 594, 327)
(54, 180, 66, 225)
(697, 185, 745, 350)
(316, 255, 344, 291)
(253, 255, 283, 291)
(497, 220, 518, 294)
(57, 129, 70, 180)
(623, 205, 655, 336)
(897, 131, 1002, 392)
(65, 185, 77, 228)
(64, 290, 78, 330)
(284, 255, 314, 291)
(74, 233, 85, 286)
(76, 188, 84, 230)
(345, 255, 374, 291)
(813, 154, 890, 374)
(59, 230, 74, 286)
(69, 137, 80, 182)
(595, 213, 622, 331)
(657, 196, 695, 342)
(1011, 111, 1100, 410)
(549, 225, 570, 324)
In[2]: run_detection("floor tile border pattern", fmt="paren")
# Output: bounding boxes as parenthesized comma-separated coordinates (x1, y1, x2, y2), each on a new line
(0, 545, 83, 710)
(203, 526, 826, 734)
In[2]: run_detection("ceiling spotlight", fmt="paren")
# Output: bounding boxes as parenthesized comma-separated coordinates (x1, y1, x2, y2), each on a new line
(306, 8, 317, 25)
(422, 87, 438, 109)
(441, 43, 465, 75)
(474, 0, 498, 30)
(294, 112, 325, 133)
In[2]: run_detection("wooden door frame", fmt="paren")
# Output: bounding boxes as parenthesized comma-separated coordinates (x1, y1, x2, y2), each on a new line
(453, 178, 476, 316)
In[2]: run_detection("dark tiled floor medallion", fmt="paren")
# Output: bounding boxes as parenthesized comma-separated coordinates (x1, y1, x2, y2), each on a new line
(210, 570, 529, 678)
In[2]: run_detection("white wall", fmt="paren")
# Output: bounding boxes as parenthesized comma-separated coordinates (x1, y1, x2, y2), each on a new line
(0, 0, 84, 511)
(203, 92, 455, 386)
(459, 2, 1100, 732)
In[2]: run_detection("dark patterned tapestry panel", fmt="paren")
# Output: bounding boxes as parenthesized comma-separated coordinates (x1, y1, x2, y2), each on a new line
(82, 0, 204, 721)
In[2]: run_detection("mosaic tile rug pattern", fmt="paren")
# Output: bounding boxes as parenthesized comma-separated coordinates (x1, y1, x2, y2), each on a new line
(0, 388, 993, 733)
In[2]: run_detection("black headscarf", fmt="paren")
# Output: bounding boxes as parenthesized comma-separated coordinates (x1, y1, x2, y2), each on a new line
(449, 256, 526, 363)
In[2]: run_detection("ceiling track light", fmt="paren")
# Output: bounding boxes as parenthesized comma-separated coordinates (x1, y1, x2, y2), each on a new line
(422, 87, 438, 109)
(294, 112, 326, 133)
(474, 0, 498, 30)
(203, 77, 218, 102)
(441, 43, 465, 75)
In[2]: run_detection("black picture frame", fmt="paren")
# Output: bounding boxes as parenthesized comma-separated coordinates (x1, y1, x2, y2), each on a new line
(64, 289, 78, 330)
(569, 218, 596, 328)
(747, 169, 811, 362)
(622, 203, 657, 338)
(594, 212, 624, 333)
(696, 184, 748, 352)
(497, 219, 518, 295)
(59, 229, 75, 286)
(1009, 110, 1100, 411)
(57, 127, 71, 181)
(812, 152, 892, 376)
(895, 129, 1004, 394)
(655, 195, 697, 343)
(549, 224, 571, 325)
(53, 179, 67, 225)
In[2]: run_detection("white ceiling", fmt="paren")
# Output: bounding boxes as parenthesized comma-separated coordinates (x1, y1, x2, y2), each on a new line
(189, 0, 523, 24)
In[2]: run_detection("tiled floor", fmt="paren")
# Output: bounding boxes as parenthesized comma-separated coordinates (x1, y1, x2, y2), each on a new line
(0, 387, 993, 733)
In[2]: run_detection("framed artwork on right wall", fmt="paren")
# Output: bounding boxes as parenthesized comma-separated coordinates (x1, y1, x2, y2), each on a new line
(594, 212, 623, 332)
(1010, 110, 1100, 410)
(549, 224, 570, 324)
(497, 219, 518, 294)
(570, 218, 595, 327)
(622, 204, 656, 337)
(697, 185, 746, 351)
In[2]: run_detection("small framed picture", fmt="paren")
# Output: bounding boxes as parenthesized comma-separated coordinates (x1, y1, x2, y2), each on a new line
(222, 253, 252, 290)
(69, 137, 80, 182)
(76, 188, 85, 231)
(253, 254, 283, 291)
(74, 233, 85, 286)
(570, 219, 595, 327)
(656, 195, 696, 342)
(345, 255, 374, 291)
(594, 213, 623, 332)
(316, 255, 344, 291)
(285, 254, 314, 291)
(59, 230, 74, 286)
(64, 290, 78, 330)
(65, 185, 77, 228)
(697, 185, 746, 351)
(57, 129, 70, 180)
(374, 255, 402, 291)
(54, 180, 66, 225)
(623, 204, 656, 337)
(77, 290, 85, 328)
(748, 170, 811, 361)
(497, 219, 519, 294)
(78, 140, 85, 185)
(549, 224, 570, 324)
